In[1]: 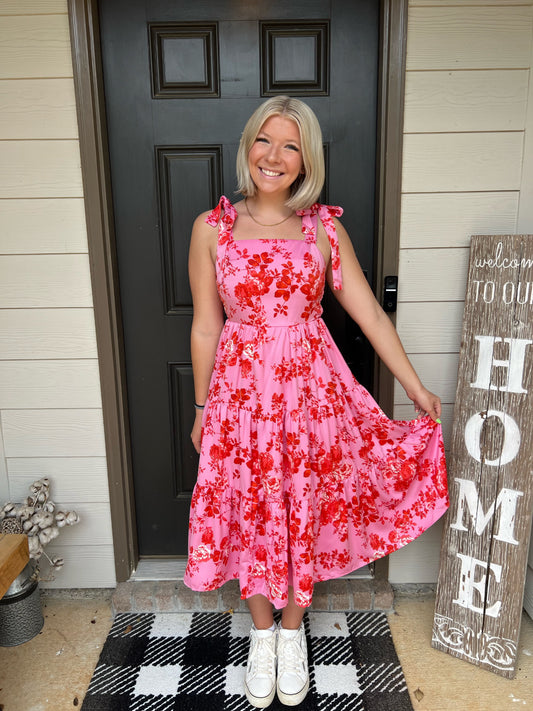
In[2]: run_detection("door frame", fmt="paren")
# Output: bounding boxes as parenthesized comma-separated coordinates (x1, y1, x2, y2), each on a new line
(68, 0, 408, 582)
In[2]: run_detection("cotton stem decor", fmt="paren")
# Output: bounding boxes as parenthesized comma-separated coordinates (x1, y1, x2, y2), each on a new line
(0, 478, 80, 578)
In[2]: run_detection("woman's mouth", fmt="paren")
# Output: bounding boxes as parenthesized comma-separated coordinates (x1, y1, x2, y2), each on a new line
(260, 168, 282, 177)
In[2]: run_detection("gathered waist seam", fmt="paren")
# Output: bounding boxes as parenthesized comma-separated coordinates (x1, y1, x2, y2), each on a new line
(226, 317, 322, 329)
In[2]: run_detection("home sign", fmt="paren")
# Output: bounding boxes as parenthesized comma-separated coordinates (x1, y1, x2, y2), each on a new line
(432, 234, 533, 678)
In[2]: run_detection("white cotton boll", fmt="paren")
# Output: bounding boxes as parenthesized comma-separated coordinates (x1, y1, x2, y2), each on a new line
(51, 556, 64, 569)
(28, 536, 41, 556)
(43, 501, 55, 513)
(66, 512, 80, 525)
(31, 512, 44, 525)
(38, 529, 53, 545)
(55, 512, 67, 528)
(23, 519, 34, 532)
(18, 506, 33, 521)
(48, 526, 59, 541)
(38, 513, 54, 529)
(37, 492, 47, 504)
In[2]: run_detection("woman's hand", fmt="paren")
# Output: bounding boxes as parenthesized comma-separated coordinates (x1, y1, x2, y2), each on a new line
(407, 386, 442, 423)
(191, 410, 203, 453)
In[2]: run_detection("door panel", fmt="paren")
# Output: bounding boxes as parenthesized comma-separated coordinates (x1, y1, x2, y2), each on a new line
(99, 0, 379, 555)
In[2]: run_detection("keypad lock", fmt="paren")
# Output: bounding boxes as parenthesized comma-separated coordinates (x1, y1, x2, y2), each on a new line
(382, 275, 398, 313)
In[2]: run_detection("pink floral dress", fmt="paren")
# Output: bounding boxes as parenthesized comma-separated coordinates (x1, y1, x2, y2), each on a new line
(184, 196, 448, 608)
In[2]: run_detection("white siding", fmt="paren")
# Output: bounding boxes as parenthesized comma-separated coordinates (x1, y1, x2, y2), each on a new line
(0, 199, 88, 254)
(0, 2, 114, 588)
(390, 1, 533, 584)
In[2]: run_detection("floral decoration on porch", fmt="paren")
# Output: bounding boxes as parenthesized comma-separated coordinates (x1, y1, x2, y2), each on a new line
(0, 478, 80, 578)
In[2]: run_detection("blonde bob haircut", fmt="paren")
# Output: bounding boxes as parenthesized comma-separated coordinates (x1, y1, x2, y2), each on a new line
(236, 96, 325, 211)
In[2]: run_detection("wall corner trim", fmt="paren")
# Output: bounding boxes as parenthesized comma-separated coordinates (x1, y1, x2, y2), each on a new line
(68, 0, 138, 582)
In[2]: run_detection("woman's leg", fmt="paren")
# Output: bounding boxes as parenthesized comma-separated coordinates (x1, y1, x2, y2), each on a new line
(280, 587, 305, 629)
(246, 593, 275, 629)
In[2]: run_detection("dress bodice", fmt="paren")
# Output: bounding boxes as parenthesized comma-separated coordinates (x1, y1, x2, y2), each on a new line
(206, 196, 344, 329)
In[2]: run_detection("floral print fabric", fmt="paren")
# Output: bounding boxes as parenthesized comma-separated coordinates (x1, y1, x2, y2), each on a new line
(184, 196, 448, 608)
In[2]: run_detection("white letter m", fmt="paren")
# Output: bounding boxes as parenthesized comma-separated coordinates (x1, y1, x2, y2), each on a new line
(450, 478, 523, 545)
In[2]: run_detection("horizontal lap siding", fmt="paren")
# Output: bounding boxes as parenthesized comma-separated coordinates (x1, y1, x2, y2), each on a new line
(400, 193, 519, 249)
(8, 457, 109, 502)
(0, 14, 73, 78)
(0, 255, 93, 307)
(0, 79, 78, 139)
(0, 309, 98, 359)
(0, 141, 83, 198)
(0, 2, 68, 15)
(0, 198, 87, 253)
(404, 70, 529, 133)
(406, 6, 532, 70)
(0, 361, 102, 408)
(402, 132, 523, 193)
(0, 3, 114, 588)
(390, 1, 533, 584)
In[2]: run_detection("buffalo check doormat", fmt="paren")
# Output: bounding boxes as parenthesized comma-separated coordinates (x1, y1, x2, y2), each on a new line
(81, 610, 414, 710)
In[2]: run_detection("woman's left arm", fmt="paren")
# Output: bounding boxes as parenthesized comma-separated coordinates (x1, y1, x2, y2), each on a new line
(325, 218, 441, 421)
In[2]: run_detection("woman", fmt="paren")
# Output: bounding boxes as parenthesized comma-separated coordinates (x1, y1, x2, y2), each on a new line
(185, 96, 448, 708)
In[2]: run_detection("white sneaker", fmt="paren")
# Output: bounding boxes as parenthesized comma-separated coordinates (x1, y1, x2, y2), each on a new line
(244, 625, 277, 708)
(276, 623, 309, 706)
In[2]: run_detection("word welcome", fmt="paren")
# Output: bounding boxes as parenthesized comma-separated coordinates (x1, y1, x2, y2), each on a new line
(474, 241, 533, 271)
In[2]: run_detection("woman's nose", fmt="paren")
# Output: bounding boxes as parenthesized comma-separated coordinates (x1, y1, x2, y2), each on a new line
(265, 144, 280, 162)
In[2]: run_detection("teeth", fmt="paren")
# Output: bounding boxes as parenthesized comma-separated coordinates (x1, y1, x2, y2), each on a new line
(261, 168, 281, 177)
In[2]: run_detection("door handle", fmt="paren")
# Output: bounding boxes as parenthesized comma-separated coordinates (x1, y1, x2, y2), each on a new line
(382, 275, 398, 313)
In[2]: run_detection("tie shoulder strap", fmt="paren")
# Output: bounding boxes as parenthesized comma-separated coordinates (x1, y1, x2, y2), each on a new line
(297, 203, 344, 290)
(205, 196, 237, 244)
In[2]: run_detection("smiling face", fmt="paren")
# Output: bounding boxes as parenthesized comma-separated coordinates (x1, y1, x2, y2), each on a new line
(247, 115, 304, 198)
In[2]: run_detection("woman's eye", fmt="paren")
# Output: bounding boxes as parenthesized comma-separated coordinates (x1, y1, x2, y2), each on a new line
(286, 144, 299, 151)
(256, 137, 268, 143)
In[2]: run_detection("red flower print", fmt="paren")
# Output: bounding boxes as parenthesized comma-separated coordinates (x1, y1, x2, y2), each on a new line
(230, 388, 250, 406)
(184, 198, 448, 611)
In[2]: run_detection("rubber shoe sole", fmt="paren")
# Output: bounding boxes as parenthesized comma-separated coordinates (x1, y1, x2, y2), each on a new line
(245, 681, 276, 708)
(276, 677, 310, 706)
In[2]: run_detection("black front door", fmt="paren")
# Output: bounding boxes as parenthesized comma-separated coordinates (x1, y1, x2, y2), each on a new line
(99, 0, 379, 555)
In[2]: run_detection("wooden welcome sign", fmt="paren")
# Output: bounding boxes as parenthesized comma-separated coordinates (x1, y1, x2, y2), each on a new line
(433, 234, 533, 678)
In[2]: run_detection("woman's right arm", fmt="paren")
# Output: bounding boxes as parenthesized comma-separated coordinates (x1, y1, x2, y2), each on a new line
(188, 212, 225, 453)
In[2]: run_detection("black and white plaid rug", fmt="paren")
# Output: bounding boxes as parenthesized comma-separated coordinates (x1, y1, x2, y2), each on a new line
(81, 610, 414, 710)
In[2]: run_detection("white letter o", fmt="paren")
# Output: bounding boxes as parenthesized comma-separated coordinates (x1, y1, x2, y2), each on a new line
(464, 410, 521, 466)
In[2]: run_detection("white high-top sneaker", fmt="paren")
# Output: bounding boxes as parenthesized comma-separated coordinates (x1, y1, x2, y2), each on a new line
(244, 625, 277, 708)
(276, 623, 309, 706)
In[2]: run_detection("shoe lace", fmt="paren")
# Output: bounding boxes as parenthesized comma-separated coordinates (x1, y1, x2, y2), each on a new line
(278, 635, 304, 676)
(250, 635, 275, 677)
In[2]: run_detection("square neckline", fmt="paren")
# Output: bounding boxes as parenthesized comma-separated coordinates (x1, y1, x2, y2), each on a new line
(231, 207, 308, 243)
(207, 195, 344, 289)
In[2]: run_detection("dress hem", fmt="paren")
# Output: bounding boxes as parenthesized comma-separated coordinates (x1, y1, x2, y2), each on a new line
(183, 498, 448, 609)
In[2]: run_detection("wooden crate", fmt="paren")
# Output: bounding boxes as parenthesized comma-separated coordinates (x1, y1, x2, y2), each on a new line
(0, 533, 30, 599)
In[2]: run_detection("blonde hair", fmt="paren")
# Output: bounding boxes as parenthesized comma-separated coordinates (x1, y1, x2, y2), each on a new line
(236, 96, 325, 210)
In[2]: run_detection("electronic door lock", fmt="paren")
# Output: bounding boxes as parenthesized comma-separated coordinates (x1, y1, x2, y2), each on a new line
(382, 275, 398, 313)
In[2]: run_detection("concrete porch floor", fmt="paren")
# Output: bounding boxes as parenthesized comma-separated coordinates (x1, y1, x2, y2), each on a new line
(0, 591, 531, 710)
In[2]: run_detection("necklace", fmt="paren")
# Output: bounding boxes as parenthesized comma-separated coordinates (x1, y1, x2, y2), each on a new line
(244, 198, 293, 227)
